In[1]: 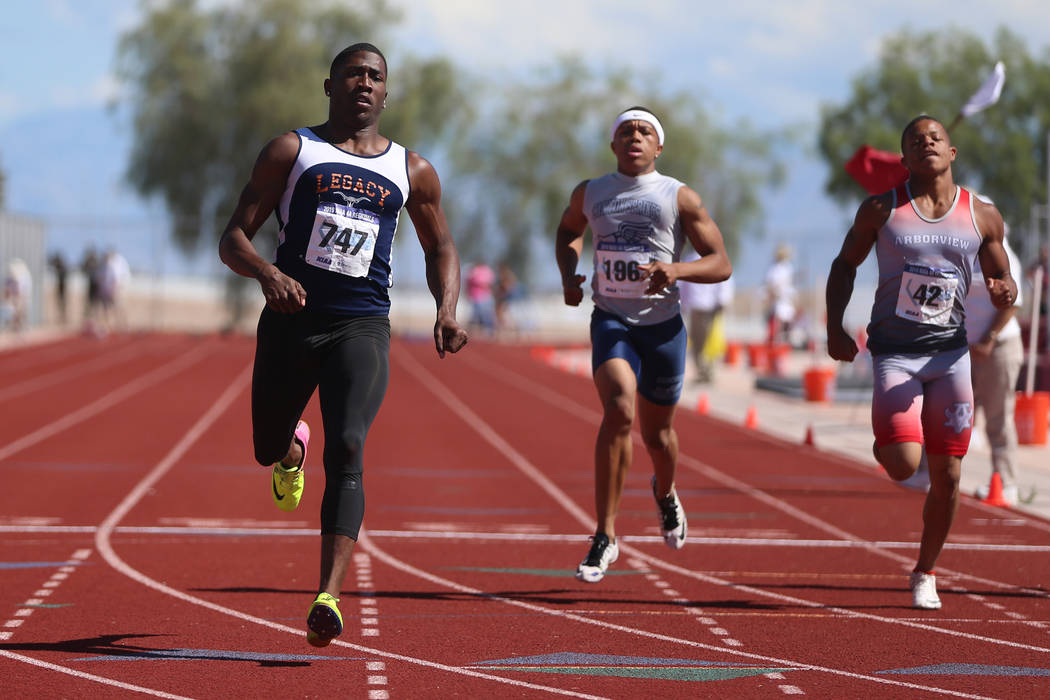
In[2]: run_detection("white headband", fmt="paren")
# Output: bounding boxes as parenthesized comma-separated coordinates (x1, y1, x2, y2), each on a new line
(610, 110, 664, 145)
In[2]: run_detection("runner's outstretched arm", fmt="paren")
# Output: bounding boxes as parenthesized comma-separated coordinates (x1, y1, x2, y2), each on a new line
(406, 151, 468, 358)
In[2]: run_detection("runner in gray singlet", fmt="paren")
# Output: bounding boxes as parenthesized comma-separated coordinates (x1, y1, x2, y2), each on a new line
(826, 115, 1016, 610)
(555, 106, 732, 582)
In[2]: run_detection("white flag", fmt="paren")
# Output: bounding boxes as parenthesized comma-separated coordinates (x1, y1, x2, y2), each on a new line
(960, 61, 1005, 117)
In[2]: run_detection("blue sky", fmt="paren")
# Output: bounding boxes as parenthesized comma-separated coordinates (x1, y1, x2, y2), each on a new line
(2, 0, 1049, 288)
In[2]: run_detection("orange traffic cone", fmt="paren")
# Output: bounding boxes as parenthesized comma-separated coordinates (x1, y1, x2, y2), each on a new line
(744, 405, 758, 429)
(696, 393, 709, 415)
(803, 425, 815, 447)
(981, 473, 1011, 507)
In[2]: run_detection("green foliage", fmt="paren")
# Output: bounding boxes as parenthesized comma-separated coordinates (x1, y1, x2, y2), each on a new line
(114, 0, 471, 254)
(818, 26, 1050, 229)
(449, 57, 785, 274)
(116, 3, 783, 286)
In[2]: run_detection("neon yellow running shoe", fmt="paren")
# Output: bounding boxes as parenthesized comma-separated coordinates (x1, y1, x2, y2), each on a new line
(306, 592, 343, 647)
(272, 420, 309, 512)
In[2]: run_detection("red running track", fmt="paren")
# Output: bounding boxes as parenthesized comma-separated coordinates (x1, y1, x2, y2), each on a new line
(1, 332, 1049, 699)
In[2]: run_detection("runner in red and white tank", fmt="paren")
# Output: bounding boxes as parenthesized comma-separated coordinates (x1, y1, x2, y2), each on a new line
(826, 115, 1016, 610)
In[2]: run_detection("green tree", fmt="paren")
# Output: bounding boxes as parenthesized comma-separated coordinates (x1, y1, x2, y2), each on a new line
(818, 27, 1050, 234)
(449, 58, 785, 279)
(114, 0, 471, 255)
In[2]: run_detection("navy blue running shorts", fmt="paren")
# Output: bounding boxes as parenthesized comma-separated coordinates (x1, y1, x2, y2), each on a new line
(590, 307, 686, 406)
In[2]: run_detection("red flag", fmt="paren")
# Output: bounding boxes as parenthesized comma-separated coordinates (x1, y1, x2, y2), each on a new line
(844, 145, 909, 195)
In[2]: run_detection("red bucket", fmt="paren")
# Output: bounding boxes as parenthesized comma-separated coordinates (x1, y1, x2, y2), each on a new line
(725, 342, 741, 366)
(767, 343, 791, 375)
(746, 343, 767, 369)
(803, 367, 836, 402)
(1015, 391, 1050, 445)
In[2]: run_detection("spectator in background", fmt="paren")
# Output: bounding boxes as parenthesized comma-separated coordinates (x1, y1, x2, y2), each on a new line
(100, 248, 131, 332)
(494, 260, 523, 334)
(48, 252, 69, 325)
(679, 249, 734, 383)
(2, 257, 32, 332)
(80, 247, 102, 333)
(968, 218, 1025, 506)
(466, 259, 495, 333)
(764, 244, 796, 345)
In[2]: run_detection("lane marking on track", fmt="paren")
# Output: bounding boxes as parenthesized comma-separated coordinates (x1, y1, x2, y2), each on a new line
(0, 339, 217, 462)
(392, 346, 1047, 692)
(0, 335, 136, 376)
(355, 553, 382, 639)
(467, 351, 1050, 599)
(359, 532, 990, 699)
(13, 524, 1050, 552)
(0, 549, 92, 642)
(85, 362, 609, 700)
(540, 349, 1050, 534)
(0, 336, 169, 403)
(0, 649, 197, 700)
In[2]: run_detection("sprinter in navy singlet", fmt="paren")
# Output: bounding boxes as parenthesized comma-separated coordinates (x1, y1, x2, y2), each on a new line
(219, 43, 468, 647)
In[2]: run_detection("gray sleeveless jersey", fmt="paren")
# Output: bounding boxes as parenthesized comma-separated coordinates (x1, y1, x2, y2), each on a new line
(583, 170, 686, 325)
(866, 184, 982, 355)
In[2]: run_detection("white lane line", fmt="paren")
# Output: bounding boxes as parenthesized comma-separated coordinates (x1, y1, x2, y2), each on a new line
(0, 649, 197, 700)
(6, 524, 1050, 554)
(1, 549, 93, 639)
(0, 340, 216, 462)
(390, 346, 1038, 695)
(88, 362, 608, 700)
(403, 348, 1050, 651)
(467, 351, 1050, 598)
(359, 533, 990, 699)
(0, 337, 167, 403)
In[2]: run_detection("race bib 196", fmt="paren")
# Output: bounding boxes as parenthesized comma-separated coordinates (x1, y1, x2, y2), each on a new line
(895, 263, 959, 326)
(304, 202, 380, 278)
(596, 243, 651, 297)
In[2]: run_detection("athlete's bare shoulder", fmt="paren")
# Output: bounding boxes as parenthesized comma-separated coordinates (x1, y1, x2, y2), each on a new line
(260, 129, 302, 160)
(853, 190, 895, 232)
(972, 193, 1005, 241)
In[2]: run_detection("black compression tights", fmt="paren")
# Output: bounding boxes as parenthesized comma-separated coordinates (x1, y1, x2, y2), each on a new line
(252, 308, 390, 539)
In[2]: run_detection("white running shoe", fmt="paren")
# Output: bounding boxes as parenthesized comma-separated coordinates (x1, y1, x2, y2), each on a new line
(575, 533, 618, 583)
(910, 571, 942, 610)
(898, 466, 930, 492)
(652, 476, 687, 550)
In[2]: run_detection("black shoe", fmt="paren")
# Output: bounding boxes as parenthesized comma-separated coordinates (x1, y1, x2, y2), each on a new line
(652, 476, 687, 550)
(575, 533, 619, 583)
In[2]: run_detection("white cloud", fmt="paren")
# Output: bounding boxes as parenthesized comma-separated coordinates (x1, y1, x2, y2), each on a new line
(395, 0, 1050, 103)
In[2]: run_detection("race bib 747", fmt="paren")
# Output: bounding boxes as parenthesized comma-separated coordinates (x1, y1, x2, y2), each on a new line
(304, 201, 380, 278)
